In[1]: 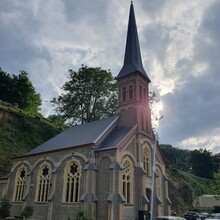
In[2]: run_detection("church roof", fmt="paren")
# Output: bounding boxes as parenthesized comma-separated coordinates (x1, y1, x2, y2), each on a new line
(96, 125, 136, 151)
(117, 2, 150, 82)
(25, 115, 120, 156)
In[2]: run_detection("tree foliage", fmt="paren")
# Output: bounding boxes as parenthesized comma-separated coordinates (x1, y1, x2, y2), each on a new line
(189, 148, 214, 179)
(51, 65, 118, 125)
(149, 91, 163, 128)
(161, 145, 220, 180)
(0, 68, 41, 113)
(160, 144, 190, 171)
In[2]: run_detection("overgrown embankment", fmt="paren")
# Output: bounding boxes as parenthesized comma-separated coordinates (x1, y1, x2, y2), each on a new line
(0, 101, 62, 175)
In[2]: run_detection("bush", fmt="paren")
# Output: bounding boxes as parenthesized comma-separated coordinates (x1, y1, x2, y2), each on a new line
(21, 205, 33, 220)
(0, 196, 11, 218)
(76, 207, 93, 220)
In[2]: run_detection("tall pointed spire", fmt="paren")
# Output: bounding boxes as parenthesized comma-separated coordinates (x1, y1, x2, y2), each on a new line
(117, 2, 150, 82)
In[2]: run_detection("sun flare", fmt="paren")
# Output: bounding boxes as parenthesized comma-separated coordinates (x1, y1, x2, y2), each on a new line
(151, 99, 163, 129)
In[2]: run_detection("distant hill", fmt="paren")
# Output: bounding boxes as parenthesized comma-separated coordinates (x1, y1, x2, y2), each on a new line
(0, 101, 62, 176)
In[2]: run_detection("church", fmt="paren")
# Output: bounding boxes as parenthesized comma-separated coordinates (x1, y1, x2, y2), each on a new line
(0, 2, 171, 220)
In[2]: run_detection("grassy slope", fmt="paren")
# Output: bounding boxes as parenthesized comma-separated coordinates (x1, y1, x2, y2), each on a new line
(167, 166, 215, 214)
(0, 102, 62, 175)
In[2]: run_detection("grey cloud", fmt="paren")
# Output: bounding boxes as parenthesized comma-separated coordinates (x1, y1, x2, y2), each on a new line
(0, 1, 51, 73)
(157, 1, 220, 149)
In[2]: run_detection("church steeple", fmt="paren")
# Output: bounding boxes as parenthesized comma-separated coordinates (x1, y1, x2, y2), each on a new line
(117, 2, 152, 136)
(117, 1, 150, 82)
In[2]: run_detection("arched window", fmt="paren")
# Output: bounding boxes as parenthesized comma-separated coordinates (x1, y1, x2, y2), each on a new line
(122, 87, 127, 102)
(143, 147, 150, 175)
(122, 160, 132, 204)
(129, 85, 133, 100)
(63, 161, 81, 203)
(36, 164, 51, 202)
(156, 169, 162, 199)
(13, 166, 27, 202)
(139, 85, 142, 101)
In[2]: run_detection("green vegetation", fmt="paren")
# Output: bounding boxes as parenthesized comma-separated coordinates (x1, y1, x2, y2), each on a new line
(76, 207, 93, 220)
(21, 205, 34, 220)
(213, 168, 220, 197)
(51, 65, 118, 125)
(160, 144, 220, 179)
(0, 196, 11, 218)
(0, 100, 62, 176)
(167, 167, 215, 214)
(161, 144, 220, 214)
(0, 68, 41, 113)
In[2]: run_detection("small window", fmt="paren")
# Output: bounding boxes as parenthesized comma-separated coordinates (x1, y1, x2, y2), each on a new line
(141, 112, 144, 130)
(139, 86, 142, 100)
(143, 147, 150, 175)
(122, 87, 127, 102)
(13, 166, 27, 202)
(143, 88, 146, 101)
(129, 85, 133, 100)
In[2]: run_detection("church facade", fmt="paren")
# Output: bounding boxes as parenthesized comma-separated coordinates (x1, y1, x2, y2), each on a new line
(0, 2, 171, 220)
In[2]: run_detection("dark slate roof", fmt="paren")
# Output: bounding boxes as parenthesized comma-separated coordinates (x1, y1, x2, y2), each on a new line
(117, 2, 150, 82)
(96, 125, 136, 151)
(26, 115, 119, 156)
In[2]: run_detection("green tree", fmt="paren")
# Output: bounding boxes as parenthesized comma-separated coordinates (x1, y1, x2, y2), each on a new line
(0, 196, 11, 218)
(160, 144, 190, 171)
(213, 152, 220, 173)
(0, 68, 41, 113)
(149, 91, 163, 129)
(189, 148, 214, 179)
(51, 65, 117, 125)
(21, 205, 33, 220)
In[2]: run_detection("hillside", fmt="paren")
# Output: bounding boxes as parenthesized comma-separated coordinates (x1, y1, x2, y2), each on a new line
(166, 166, 214, 214)
(160, 144, 216, 214)
(0, 101, 62, 176)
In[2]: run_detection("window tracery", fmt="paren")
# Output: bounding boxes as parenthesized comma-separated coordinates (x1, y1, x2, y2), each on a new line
(13, 166, 27, 202)
(122, 160, 133, 203)
(143, 147, 150, 175)
(63, 161, 81, 203)
(36, 164, 51, 202)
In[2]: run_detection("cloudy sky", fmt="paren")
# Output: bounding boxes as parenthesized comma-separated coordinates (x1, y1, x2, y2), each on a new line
(1, 0, 220, 153)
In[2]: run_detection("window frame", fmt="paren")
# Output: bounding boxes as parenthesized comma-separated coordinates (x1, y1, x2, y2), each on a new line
(35, 163, 52, 203)
(13, 165, 27, 202)
(62, 160, 81, 203)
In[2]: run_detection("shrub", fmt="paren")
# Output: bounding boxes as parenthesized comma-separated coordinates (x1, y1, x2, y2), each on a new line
(76, 207, 93, 220)
(0, 196, 11, 218)
(21, 205, 33, 220)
